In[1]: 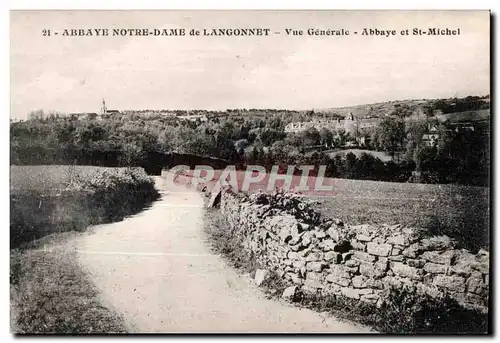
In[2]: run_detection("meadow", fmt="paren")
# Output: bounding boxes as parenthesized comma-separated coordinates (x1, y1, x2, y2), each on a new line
(309, 178, 489, 252)
(172, 166, 488, 252)
(10, 165, 134, 193)
(10, 165, 159, 248)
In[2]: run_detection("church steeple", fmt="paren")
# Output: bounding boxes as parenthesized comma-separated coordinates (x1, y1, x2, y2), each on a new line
(101, 98, 107, 115)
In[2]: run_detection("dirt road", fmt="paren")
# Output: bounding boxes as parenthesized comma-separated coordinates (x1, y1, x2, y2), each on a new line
(76, 177, 372, 333)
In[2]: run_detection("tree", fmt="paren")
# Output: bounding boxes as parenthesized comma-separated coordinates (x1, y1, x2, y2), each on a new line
(301, 127, 321, 146)
(376, 117, 406, 161)
(404, 118, 428, 171)
(319, 127, 333, 148)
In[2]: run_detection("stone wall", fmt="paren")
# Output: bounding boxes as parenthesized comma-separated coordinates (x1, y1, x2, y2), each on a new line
(220, 188, 489, 313)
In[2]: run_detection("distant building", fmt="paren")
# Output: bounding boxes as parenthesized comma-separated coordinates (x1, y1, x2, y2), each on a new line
(178, 114, 208, 122)
(101, 99, 120, 116)
(422, 124, 440, 147)
(343, 112, 357, 135)
(284, 112, 378, 135)
(420, 109, 490, 147)
(69, 112, 99, 121)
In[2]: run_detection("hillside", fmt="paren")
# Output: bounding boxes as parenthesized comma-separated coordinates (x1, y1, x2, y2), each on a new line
(315, 95, 490, 119)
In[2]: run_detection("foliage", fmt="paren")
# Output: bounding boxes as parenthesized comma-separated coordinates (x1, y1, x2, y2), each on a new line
(11, 97, 489, 186)
(10, 166, 159, 248)
(374, 117, 406, 159)
(298, 284, 488, 334)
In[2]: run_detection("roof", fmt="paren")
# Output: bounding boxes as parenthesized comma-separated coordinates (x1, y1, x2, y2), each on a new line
(106, 109, 120, 113)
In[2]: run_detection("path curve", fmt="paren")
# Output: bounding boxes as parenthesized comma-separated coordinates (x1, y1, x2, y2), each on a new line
(76, 177, 372, 333)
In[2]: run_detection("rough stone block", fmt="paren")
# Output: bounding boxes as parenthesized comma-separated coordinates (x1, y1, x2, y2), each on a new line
(326, 227, 341, 242)
(352, 275, 368, 288)
(298, 223, 310, 232)
(424, 262, 447, 274)
(326, 274, 350, 287)
(207, 186, 222, 208)
(306, 262, 324, 272)
(353, 251, 376, 262)
(322, 239, 336, 251)
(359, 261, 386, 279)
(388, 255, 405, 262)
(345, 259, 360, 268)
(282, 286, 297, 301)
(420, 250, 455, 265)
(416, 283, 444, 299)
(288, 232, 304, 246)
(324, 251, 342, 264)
(305, 271, 322, 281)
(350, 239, 366, 251)
(471, 261, 489, 274)
(303, 238, 313, 249)
(433, 275, 466, 293)
(407, 259, 426, 268)
(387, 234, 410, 247)
(467, 274, 488, 296)
(356, 234, 372, 242)
(322, 283, 342, 296)
(391, 262, 423, 280)
(330, 264, 352, 278)
(288, 273, 302, 285)
(254, 269, 269, 286)
(360, 293, 380, 304)
(340, 287, 361, 299)
(306, 251, 324, 262)
(303, 278, 323, 290)
(352, 275, 383, 289)
(420, 236, 455, 251)
(402, 244, 420, 258)
(357, 288, 374, 296)
(314, 230, 327, 239)
(367, 242, 392, 257)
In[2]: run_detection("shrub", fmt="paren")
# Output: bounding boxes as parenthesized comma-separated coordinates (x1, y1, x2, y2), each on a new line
(10, 167, 160, 248)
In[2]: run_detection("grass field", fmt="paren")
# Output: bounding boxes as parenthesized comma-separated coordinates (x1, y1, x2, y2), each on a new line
(170, 167, 489, 252)
(10, 165, 130, 194)
(11, 237, 127, 334)
(309, 178, 489, 252)
(10, 165, 159, 248)
(326, 149, 394, 162)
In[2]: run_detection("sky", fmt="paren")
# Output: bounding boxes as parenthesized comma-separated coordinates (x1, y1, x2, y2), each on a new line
(10, 10, 490, 119)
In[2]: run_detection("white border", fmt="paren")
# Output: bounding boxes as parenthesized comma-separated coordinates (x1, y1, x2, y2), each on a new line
(2, 1, 497, 343)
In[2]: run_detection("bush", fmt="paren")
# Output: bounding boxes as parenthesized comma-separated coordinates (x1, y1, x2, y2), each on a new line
(10, 167, 160, 248)
(298, 284, 489, 334)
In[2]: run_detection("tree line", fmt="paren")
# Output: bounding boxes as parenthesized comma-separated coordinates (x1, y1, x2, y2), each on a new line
(11, 97, 489, 186)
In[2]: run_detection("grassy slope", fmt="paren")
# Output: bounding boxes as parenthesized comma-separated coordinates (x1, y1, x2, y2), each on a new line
(11, 236, 127, 334)
(175, 169, 489, 251)
(10, 165, 130, 193)
(310, 178, 489, 252)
